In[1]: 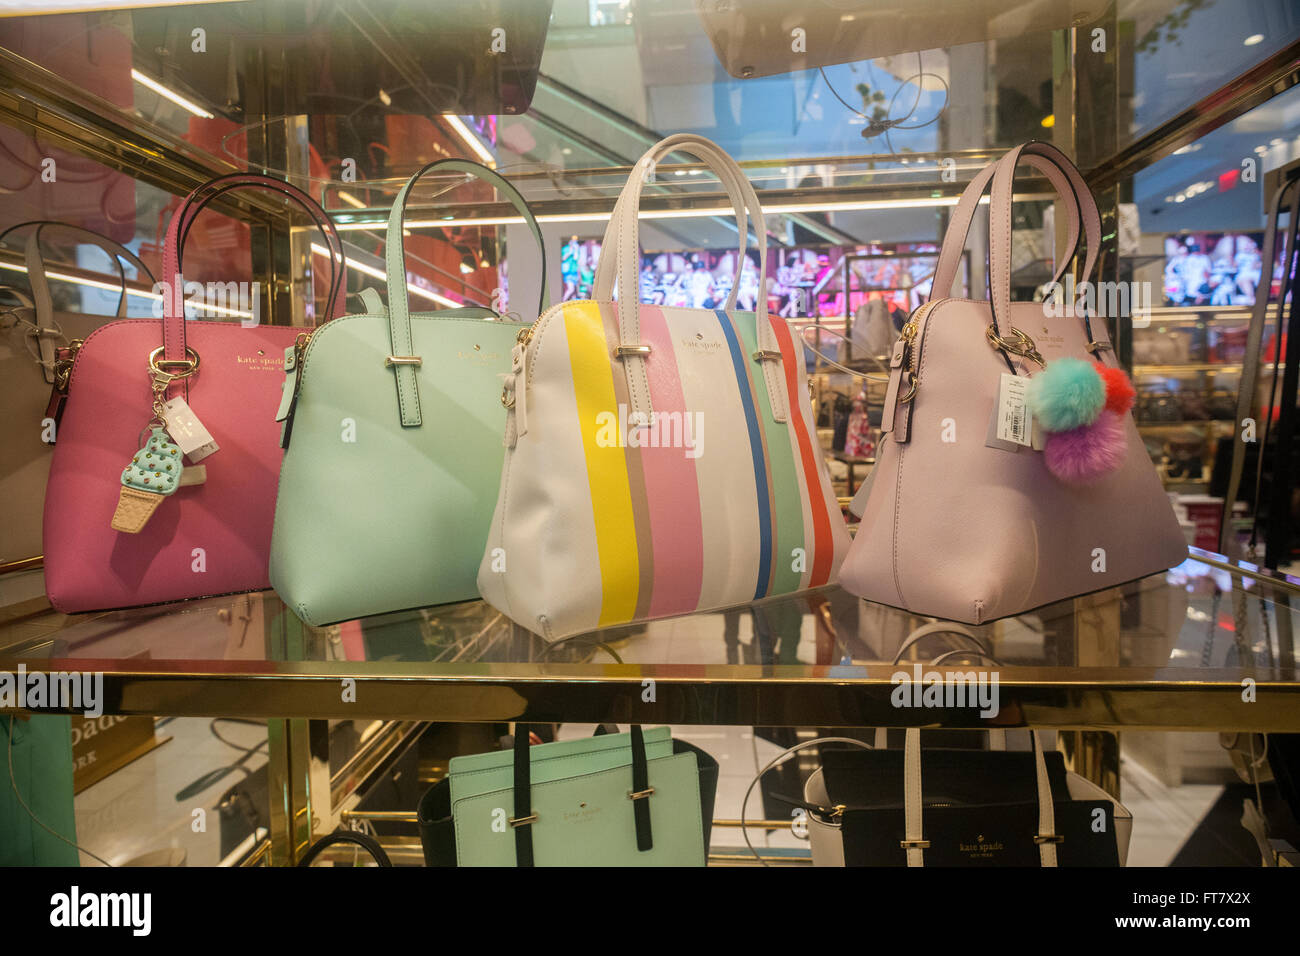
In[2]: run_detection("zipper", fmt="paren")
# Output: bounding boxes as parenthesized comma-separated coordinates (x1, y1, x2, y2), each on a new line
(899, 299, 937, 404)
(522, 301, 567, 382)
(51, 338, 85, 393)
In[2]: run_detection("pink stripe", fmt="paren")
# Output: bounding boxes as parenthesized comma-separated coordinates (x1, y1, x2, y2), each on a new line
(636, 305, 705, 617)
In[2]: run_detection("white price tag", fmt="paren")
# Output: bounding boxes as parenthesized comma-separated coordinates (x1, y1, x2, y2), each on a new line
(995, 373, 1034, 447)
(161, 397, 219, 462)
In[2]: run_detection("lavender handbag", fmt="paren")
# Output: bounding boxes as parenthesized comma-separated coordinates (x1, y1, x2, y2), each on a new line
(839, 142, 1187, 624)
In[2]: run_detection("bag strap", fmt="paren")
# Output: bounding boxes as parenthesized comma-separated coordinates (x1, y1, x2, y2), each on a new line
(890, 622, 988, 665)
(0, 221, 156, 383)
(296, 829, 393, 867)
(511, 724, 536, 867)
(1218, 173, 1300, 554)
(509, 723, 655, 866)
(902, 727, 1058, 867)
(591, 133, 787, 425)
(930, 142, 1093, 303)
(594, 136, 752, 315)
(988, 142, 1107, 358)
(384, 159, 551, 428)
(160, 174, 347, 391)
(738, 735, 875, 866)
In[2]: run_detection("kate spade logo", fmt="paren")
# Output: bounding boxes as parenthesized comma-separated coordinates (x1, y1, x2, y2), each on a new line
(235, 353, 284, 370)
(562, 802, 603, 824)
(958, 834, 1004, 858)
(679, 332, 723, 354)
(457, 349, 500, 365)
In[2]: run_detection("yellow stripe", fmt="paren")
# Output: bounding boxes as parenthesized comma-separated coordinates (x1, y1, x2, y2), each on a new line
(565, 302, 639, 624)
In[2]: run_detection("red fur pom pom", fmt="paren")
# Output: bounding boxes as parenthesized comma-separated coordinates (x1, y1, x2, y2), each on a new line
(1094, 362, 1136, 415)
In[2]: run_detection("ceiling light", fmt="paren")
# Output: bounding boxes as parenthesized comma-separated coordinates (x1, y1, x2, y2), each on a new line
(1172, 143, 1202, 155)
(1244, 34, 1264, 46)
(0, 260, 249, 318)
(1040, 114, 1055, 128)
(336, 191, 366, 209)
(444, 115, 496, 167)
(312, 243, 460, 308)
(332, 194, 1011, 232)
(131, 68, 214, 119)
(377, 88, 392, 107)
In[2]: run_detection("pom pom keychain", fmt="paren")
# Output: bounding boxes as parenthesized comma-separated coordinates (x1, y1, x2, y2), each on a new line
(1025, 356, 1135, 484)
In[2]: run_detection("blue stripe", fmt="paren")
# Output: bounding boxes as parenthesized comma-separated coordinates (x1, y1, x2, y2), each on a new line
(714, 310, 771, 601)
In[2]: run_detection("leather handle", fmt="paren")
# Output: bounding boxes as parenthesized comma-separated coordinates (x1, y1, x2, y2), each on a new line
(890, 622, 989, 665)
(0, 220, 156, 324)
(509, 722, 654, 866)
(988, 142, 1102, 334)
(384, 160, 550, 428)
(592, 134, 787, 425)
(161, 174, 347, 375)
(593, 137, 751, 315)
(296, 829, 393, 867)
(929, 147, 1087, 303)
(902, 727, 1058, 868)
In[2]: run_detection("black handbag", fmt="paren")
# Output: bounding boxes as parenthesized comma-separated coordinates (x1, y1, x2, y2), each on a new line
(805, 741, 1125, 866)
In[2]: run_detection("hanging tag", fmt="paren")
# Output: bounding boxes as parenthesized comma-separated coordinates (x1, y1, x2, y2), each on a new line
(995, 373, 1034, 447)
(1031, 416, 1046, 451)
(161, 396, 219, 462)
(178, 465, 207, 487)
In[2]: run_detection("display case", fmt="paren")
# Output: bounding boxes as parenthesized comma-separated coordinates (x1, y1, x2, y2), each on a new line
(1, 0, 1299, 870)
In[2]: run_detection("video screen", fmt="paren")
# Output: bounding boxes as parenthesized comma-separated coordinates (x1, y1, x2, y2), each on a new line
(1163, 232, 1290, 307)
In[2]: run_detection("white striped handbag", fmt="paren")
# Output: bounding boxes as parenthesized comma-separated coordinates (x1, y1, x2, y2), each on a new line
(478, 134, 850, 640)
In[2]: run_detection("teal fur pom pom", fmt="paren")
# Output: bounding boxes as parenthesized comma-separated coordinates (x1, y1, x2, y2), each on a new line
(1025, 357, 1106, 432)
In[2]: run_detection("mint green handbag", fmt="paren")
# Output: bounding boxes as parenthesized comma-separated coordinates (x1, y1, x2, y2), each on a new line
(2, 716, 79, 866)
(418, 726, 719, 866)
(269, 161, 548, 625)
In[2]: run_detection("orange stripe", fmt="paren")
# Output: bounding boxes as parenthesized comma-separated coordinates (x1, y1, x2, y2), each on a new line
(771, 320, 833, 586)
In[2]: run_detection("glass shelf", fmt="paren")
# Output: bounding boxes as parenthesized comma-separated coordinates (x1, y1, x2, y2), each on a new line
(2, 549, 1297, 732)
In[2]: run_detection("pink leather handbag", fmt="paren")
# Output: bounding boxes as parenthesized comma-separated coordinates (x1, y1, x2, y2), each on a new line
(839, 142, 1187, 624)
(42, 174, 344, 612)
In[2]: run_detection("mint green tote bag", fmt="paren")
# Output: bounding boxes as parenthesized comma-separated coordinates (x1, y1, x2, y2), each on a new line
(269, 161, 549, 625)
(2, 716, 79, 866)
(418, 726, 720, 866)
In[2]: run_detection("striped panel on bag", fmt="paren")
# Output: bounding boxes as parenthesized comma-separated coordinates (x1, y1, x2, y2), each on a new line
(562, 301, 839, 625)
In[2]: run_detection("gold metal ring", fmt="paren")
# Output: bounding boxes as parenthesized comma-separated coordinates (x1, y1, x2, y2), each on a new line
(147, 346, 200, 379)
(501, 384, 515, 409)
(985, 325, 1045, 368)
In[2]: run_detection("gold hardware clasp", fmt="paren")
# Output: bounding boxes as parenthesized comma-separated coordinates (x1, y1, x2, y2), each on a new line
(627, 787, 655, 801)
(1033, 834, 1065, 845)
(985, 325, 1045, 368)
(898, 370, 918, 404)
(385, 355, 423, 367)
(752, 349, 783, 362)
(507, 813, 538, 828)
(899, 838, 931, 849)
(614, 344, 652, 358)
(147, 345, 200, 380)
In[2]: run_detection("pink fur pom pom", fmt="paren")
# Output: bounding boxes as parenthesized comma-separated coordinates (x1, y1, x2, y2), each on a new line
(1043, 410, 1127, 484)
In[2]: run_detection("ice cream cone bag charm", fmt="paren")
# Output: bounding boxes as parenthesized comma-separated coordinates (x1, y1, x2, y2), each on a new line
(110, 366, 183, 534)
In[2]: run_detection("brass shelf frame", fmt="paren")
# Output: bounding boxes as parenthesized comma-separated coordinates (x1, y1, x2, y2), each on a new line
(1, 659, 1296, 732)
